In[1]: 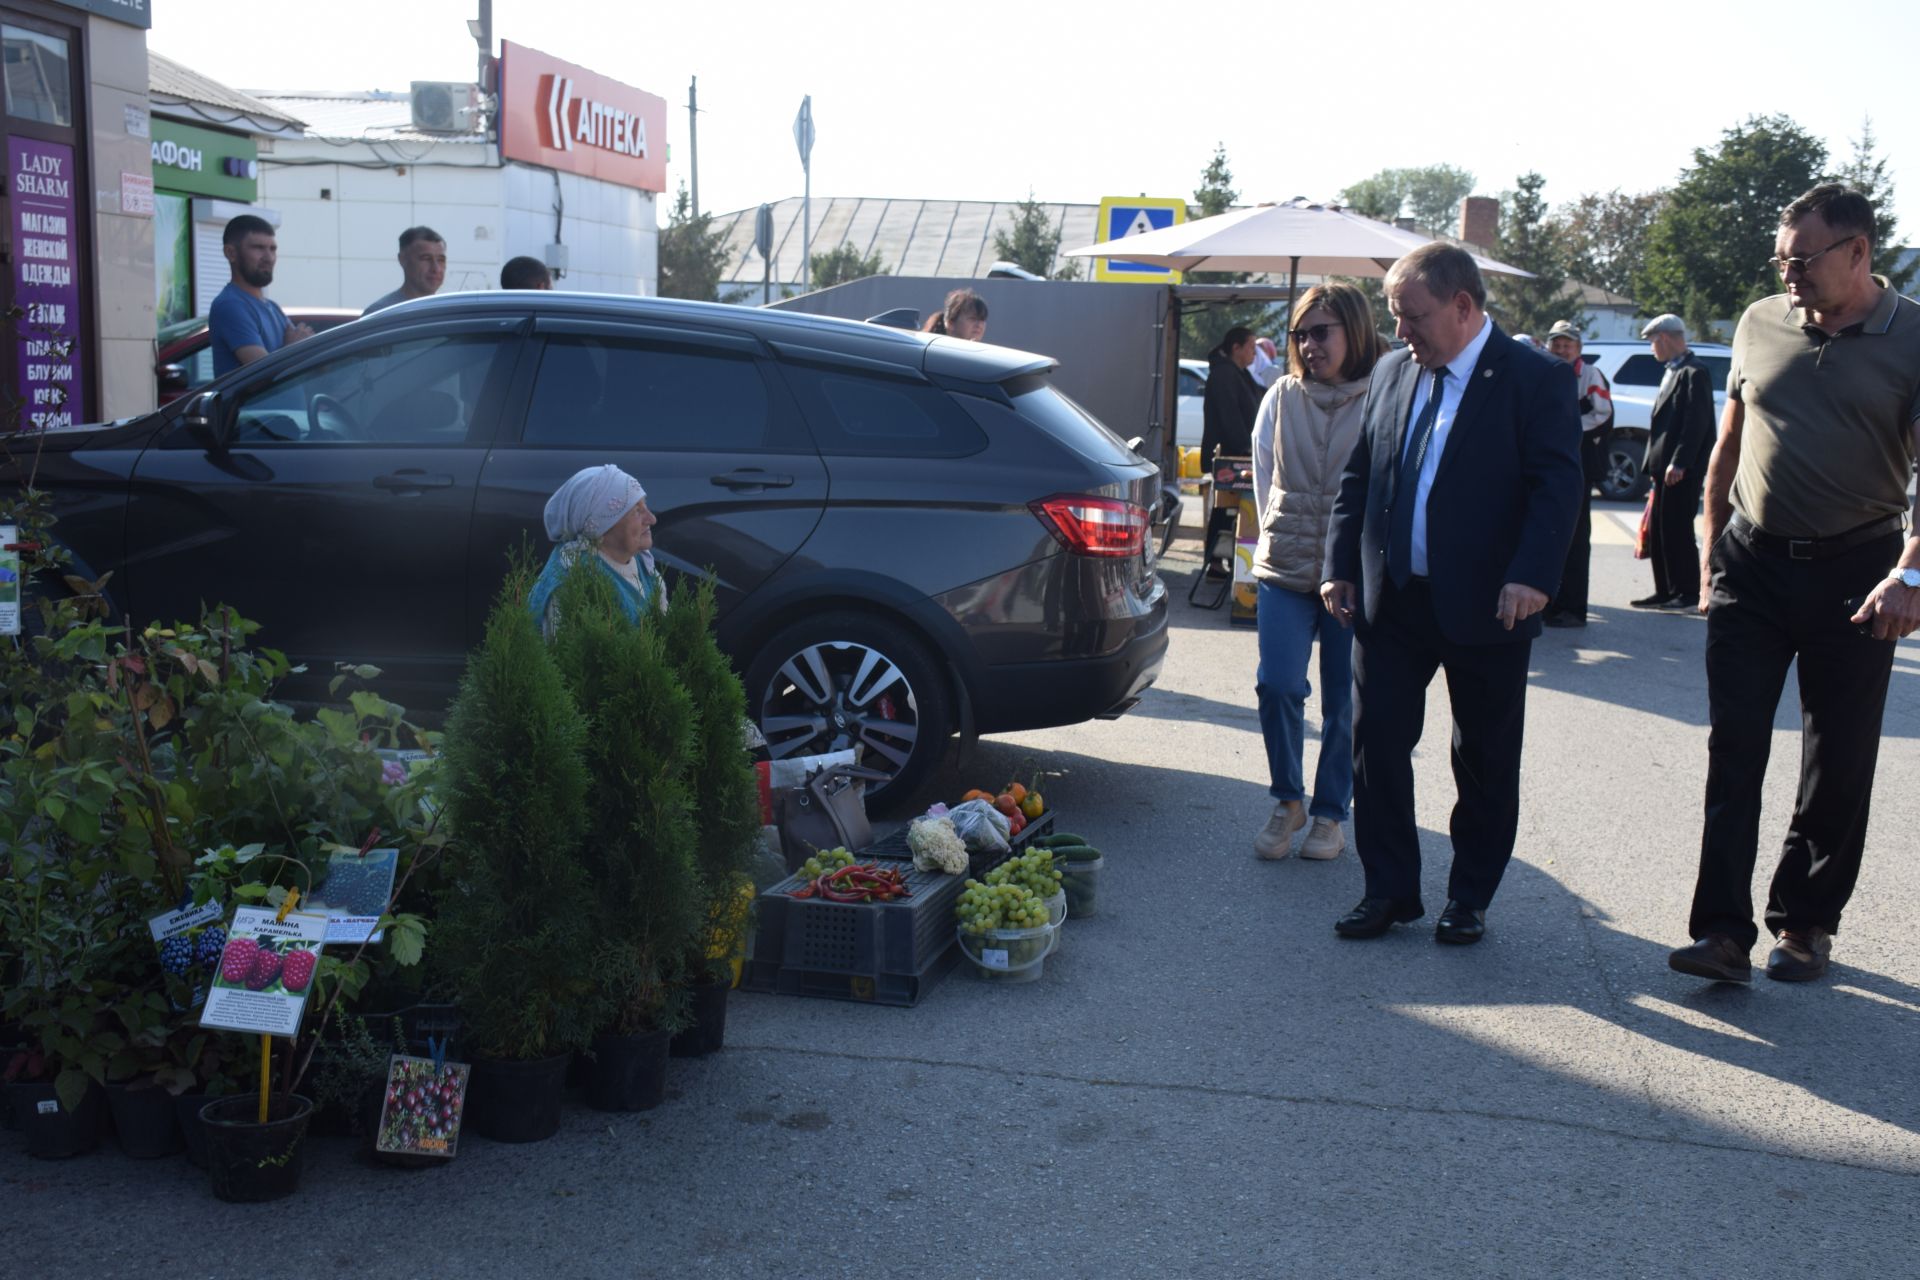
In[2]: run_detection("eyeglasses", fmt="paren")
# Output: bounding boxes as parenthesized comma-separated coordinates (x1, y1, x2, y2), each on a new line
(1291, 323, 1343, 345)
(1768, 235, 1859, 275)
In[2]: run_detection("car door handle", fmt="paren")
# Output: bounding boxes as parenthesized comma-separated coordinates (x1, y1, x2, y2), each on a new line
(374, 471, 455, 492)
(710, 469, 795, 491)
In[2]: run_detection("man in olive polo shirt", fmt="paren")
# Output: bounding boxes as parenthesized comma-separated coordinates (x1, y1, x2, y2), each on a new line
(1669, 184, 1920, 985)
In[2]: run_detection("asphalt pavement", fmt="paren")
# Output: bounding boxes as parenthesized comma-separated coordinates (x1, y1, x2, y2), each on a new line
(8, 502, 1919, 1278)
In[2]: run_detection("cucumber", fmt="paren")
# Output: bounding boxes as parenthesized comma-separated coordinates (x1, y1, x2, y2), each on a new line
(1036, 832, 1090, 848)
(1045, 843, 1101, 861)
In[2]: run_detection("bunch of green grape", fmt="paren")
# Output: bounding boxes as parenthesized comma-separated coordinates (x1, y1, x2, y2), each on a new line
(955, 879, 1049, 934)
(983, 849, 1061, 901)
(798, 846, 856, 880)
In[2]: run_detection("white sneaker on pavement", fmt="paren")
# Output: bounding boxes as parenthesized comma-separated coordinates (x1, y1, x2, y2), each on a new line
(1253, 801, 1306, 860)
(1299, 817, 1345, 861)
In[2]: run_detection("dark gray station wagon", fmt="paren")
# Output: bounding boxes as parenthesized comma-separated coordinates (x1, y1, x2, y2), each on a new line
(11, 293, 1170, 804)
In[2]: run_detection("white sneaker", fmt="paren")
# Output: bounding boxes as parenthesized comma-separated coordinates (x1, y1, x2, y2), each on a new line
(1253, 802, 1306, 860)
(1299, 818, 1345, 861)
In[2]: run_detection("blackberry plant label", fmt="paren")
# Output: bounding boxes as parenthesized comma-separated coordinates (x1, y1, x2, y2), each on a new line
(199, 906, 329, 1038)
(307, 847, 400, 945)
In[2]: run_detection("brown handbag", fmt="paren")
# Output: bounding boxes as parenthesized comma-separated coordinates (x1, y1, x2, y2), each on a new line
(776, 763, 889, 871)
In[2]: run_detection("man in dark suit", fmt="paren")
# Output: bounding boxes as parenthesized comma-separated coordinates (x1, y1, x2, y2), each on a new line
(1320, 243, 1584, 944)
(1632, 314, 1718, 608)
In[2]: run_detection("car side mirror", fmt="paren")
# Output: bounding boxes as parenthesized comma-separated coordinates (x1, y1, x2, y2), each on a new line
(183, 390, 224, 452)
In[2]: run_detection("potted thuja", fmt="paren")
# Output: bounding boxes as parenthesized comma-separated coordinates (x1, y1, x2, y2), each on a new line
(547, 562, 703, 1110)
(434, 574, 609, 1143)
(659, 581, 764, 1057)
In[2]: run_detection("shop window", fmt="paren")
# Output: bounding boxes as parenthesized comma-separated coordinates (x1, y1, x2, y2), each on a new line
(522, 336, 779, 452)
(230, 334, 508, 446)
(2, 25, 72, 127)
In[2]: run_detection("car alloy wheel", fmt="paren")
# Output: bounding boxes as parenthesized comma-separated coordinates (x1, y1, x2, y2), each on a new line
(746, 611, 952, 810)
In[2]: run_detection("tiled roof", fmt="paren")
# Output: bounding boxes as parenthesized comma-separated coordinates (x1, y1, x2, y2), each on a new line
(148, 51, 305, 134)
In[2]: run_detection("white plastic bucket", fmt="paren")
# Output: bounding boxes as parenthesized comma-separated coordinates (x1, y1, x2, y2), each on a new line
(1059, 856, 1103, 919)
(956, 921, 1056, 984)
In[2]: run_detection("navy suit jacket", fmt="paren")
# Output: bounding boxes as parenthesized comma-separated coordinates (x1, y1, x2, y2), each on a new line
(1322, 324, 1584, 645)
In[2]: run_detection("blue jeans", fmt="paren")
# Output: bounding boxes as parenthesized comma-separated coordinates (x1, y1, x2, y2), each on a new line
(1255, 580, 1354, 821)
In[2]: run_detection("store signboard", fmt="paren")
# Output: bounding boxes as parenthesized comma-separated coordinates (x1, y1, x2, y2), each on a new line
(150, 118, 259, 203)
(499, 41, 666, 193)
(52, 0, 151, 28)
(8, 137, 84, 431)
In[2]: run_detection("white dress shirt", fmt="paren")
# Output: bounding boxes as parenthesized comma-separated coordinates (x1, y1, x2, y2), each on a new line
(1406, 315, 1494, 577)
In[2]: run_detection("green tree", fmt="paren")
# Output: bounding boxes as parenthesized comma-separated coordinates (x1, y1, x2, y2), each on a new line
(1339, 164, 1476, 234)
(656, 182, 733, 301)
(992, 191, 1081, 280)
(1182, 144, 1277, 356)
(1837, 116, 1917, 291)
(1557, 188, 1667, 301)
(1487, 171, 1586, 337)
(1636, 114, 1828, 325)
(808, 241, 889, 290)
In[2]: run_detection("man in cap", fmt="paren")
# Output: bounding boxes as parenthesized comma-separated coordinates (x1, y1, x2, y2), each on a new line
(1541, 320, 1613, 627)
(1632, 314, 1717, 608)
(1668, 184, 1920, 985)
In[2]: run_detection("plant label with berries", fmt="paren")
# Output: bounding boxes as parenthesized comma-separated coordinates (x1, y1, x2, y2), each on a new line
(375, 1055, 470, 1159)
(307, 847, 399, 945)
(198, 906, 330, 1037)
(146, 899, 223, 945)
(0, 524, 19, 635)
(148, 898, 226, 1008)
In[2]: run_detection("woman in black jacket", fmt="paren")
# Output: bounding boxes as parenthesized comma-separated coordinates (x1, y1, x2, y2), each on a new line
(1200, 326, 1263, 576)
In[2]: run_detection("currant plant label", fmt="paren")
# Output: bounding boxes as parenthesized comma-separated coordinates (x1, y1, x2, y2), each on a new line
(199, 906, 330, 1038)
(375, 1055, 470, 1159)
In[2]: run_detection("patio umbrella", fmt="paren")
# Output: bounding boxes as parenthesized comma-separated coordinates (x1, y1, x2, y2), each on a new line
(1062, 198, 1533, 302)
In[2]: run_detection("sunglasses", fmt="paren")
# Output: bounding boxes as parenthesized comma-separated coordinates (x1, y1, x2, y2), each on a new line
(1290, 324, 1343, 346)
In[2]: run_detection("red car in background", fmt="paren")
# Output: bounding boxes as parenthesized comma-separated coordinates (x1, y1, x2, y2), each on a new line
(155, 309, 361, 405)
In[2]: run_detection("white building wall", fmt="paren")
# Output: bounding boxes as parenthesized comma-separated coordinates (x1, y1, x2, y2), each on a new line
(259, 144, 656, 309)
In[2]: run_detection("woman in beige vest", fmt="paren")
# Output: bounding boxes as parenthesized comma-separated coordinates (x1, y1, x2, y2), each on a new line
(1250, 283, 1386, 861)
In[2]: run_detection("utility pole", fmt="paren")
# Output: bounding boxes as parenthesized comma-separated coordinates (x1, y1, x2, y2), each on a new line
(473, 1, 493, 138)
(687, 76, 700, 217)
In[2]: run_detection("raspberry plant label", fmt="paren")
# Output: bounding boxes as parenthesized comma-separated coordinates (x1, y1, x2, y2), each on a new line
(199, 906, 330, 1037)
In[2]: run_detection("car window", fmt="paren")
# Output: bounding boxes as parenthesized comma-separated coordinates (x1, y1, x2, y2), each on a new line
(521, 335, 778, 451)
(1696, 355, 1731, 388)
(185, 344, 214, 390)
(976, 375, 1142, 468)
(780, 363, 987, 458)
(230, 333, 506, 445)
(1613, 355, 1664, 386)
(1178, 369, 1205, 397)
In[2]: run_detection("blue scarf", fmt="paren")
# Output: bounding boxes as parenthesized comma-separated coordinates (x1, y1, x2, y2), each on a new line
(527, 542, 664, 634)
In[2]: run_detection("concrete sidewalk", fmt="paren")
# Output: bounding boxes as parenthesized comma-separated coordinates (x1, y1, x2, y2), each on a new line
(7, 524, 1917, 1278)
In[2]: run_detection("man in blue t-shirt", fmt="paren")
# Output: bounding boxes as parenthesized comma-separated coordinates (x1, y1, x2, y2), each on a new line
(207, 214, 314, 377)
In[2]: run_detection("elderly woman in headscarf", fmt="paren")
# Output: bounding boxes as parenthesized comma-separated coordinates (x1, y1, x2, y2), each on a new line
(527, 464, 665, 636)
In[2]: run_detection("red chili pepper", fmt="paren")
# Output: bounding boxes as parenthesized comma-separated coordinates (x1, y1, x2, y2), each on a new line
(791, 881, 818, 899)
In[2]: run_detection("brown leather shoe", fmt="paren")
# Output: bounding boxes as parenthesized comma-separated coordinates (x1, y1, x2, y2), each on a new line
(1765, 928, 1832, 983)
(1668, 934, 1751, 983)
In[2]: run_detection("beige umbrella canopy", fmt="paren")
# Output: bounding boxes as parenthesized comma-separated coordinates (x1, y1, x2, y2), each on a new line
(1062, 198, 1533, 298)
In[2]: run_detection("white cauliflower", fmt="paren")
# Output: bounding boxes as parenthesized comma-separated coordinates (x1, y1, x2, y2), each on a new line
(907, 816, 969, 875)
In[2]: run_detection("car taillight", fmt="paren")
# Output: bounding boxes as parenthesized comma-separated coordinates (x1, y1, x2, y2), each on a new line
(1029, 494, 1149, 558)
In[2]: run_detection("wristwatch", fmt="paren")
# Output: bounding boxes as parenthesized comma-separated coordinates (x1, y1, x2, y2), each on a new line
(1891, 568, 1920, 589)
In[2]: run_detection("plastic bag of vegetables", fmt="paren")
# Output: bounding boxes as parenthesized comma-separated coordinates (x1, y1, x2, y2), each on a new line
(946, 799, 1011, 854)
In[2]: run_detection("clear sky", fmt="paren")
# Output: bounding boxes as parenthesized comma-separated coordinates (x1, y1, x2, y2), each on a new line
(153, 0, 1920, 240)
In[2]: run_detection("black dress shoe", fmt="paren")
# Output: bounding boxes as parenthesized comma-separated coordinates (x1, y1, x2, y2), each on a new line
(1656, 593, 1698, 610)
(1334, 896, 1424, 939)
(1629, 593, 1671, 609)
(1765, 928, 1831, 982)
(1434, 900, 1487, 945)
(1667, 934, 1751, 983)
(1542, 610, 1587, 629)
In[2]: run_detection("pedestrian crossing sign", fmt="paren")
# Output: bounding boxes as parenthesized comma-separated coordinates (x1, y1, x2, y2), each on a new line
(1094, 197, 1187, 283)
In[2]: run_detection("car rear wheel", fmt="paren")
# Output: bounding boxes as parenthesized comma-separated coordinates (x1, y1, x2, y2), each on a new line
(744, 611, 952, 812)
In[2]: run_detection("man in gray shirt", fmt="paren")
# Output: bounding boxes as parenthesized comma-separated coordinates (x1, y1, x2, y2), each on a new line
(1668, 184, 1920, 986)
(364, 226, 447, 315)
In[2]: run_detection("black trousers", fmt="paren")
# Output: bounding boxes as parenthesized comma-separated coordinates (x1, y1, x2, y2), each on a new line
(1689, 520, 1901, 949)
(1647, 470, 1706, 600)
(1351, 579, 1533, 911)
(1553, 430, 1607, 616)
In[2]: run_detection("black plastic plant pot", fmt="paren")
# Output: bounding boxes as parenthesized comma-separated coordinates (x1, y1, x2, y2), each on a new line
(669, 978, 731, 1059)
(586, 1030, 672, 1112)
(200, 1095, 314, 1203)
(465, 1052, 570, 1142)
(105, 1082, 184, 1159)
(9, 1080, 106, 1159)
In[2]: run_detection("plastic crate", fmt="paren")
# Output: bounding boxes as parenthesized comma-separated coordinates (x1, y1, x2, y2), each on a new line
(863, 810, 1054, 877)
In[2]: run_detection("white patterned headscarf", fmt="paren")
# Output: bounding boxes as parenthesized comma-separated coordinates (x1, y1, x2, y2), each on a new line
(543, 464, 646, 543)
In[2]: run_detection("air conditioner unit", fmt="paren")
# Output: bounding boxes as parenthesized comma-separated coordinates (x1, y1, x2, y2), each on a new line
(410, 81, 479, 134)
